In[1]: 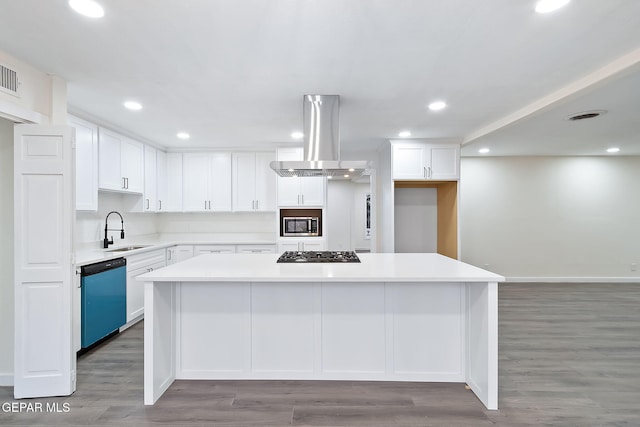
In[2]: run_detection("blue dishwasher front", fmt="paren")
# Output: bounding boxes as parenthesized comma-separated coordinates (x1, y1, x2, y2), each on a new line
(81, 257, 127, 349)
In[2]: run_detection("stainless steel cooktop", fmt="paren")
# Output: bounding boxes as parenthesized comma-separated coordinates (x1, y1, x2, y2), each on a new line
(276, 251, 361, 263)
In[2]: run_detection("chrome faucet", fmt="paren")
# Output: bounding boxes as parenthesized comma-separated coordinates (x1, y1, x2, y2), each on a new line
(103, 211, 125, 248)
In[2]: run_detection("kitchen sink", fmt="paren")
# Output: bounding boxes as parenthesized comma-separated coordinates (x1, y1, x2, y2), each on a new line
(105, 245, 152, 253)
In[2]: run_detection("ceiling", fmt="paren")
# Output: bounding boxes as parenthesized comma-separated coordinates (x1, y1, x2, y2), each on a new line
(1, 0, 639, 156)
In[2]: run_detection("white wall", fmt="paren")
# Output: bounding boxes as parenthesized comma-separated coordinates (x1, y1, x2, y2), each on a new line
(394, 188, 438, 253)
(460, 156, 640, 279)
(0, 50, 53, 121)
(0, 117, 14, 384)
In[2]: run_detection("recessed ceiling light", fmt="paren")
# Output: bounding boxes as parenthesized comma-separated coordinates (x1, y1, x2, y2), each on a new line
(343, 174, 349, 178)
(348, 168, 355, 172)
(428, 101, 447, 111)
(606, 147, 620, 153)
(291, 131, 304, 139)
(68, 0, 104, 18)
(177, 132, 190, 140)
(398, 130, 411, 138)
(123, 101, 142, 111)
(535, 0, 570, 14)
(478, 148, 490, 154)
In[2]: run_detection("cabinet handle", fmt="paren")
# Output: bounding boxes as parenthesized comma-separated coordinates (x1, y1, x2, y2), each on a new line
(255, 200, 259, 210)
(208, 200, 212, 210)
(423, 167, 427, 178)
(159, 200, 162, 211)
(122, 177, 126, 189)
(146, 199, 150, 210)
(204, 200, 207, 210)
(427, 166, 432, 178)
(297, 195, 300, 205)
(301, 194, 304, 205)
(167, 250, 172, 260)
(126, 177, 129, 189)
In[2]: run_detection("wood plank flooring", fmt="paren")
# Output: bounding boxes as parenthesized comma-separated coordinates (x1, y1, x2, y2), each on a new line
(1, 282, 639, 426)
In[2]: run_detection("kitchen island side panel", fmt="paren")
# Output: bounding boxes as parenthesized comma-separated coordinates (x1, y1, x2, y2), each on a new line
(173, 281, 467, 381)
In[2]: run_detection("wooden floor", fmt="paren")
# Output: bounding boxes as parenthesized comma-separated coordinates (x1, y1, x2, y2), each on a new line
(1, 282, 639, 426)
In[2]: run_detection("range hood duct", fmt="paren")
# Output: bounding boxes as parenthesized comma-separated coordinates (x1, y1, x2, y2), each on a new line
(270, 95, 372, 178)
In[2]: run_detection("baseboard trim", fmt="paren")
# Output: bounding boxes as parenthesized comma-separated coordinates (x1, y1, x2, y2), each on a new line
(505, 277, 640, 283)
(0, 373, 14, 386)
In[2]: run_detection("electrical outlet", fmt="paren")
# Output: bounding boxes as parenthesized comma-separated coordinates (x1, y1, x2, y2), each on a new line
(631, 263, 638, 272)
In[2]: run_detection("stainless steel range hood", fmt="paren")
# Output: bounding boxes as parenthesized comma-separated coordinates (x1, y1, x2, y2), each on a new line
(270, 95, 373, 178)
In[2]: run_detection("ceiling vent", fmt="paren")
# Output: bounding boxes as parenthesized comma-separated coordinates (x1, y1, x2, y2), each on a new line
(567, 110, 607, 121)
(0, 64, 20, 97)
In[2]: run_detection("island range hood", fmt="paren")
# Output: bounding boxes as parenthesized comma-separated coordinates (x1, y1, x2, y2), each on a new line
(270, 95, 373, 178)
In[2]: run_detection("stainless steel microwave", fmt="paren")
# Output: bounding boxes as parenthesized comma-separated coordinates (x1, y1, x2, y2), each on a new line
(282, 217, 319, 237)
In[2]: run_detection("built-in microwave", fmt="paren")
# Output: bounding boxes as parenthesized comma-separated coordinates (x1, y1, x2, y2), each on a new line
(282, 217, 319, 237)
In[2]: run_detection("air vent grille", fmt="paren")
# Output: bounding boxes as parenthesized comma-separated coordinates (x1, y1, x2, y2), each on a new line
(0, 64, 19, 96)
(567, 110, 607, 121)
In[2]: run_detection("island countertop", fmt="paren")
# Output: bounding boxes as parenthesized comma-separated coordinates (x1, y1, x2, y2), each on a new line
(138, 252, 505, 283)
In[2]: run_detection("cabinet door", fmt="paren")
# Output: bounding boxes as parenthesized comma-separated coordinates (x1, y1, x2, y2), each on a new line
(209, 153, 232, 211)
(126, 266, 147, 322)
(429, 146, 459, 180)
(232, 152, 257, 211)
(165, 153, 183, 211)
(165, 246, 176, 265)
(277, 176, 301, 206)
(121, 139, 144, 193)
(143, 145, 157, 211)
(392, 145, 427, 180)
(255, 151, 276, 211)
(156, 150, 167, 211)
(98, 128, 123, 191)
(69, 116, 98, 211)
(300, 177, 325, 206)
(182, 153, 210, 211)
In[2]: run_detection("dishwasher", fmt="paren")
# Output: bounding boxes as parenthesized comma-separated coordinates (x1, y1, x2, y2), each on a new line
(80, 257, 127, 349)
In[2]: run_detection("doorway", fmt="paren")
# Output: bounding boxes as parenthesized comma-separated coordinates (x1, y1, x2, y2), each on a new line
(0, 117, 14, 385)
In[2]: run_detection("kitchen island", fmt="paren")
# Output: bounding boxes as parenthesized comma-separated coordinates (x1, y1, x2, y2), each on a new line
(138, 253, 504, 409)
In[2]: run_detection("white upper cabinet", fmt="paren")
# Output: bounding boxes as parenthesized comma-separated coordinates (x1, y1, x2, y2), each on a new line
(68, 115, 98, 211)
(276, 147, 325, 207)
(156, 150, 167, 211)
(182, 152, 232, 212)
(391, 141, 459, 181)
(232, 151, 276, 211)
(163, 152, 183, 211)
(143, 145, 157, 212)
(98, 128, 144, 192)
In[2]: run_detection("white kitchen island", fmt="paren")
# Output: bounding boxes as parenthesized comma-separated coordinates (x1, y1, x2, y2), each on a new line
(138, 253, 504, 409)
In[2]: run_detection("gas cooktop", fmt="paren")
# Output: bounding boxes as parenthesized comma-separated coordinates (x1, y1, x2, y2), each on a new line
(277, 251, 361, 263)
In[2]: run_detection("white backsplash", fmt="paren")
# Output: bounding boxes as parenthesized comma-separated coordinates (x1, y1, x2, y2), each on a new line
(157, 212, 276, 234)
(75, 192, 159, 249)
(75, 192, 278, 249)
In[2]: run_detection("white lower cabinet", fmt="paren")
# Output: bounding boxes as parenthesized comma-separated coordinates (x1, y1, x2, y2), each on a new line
(194, 245, 236, 255)
(126, 250, 166, 323)
(166, 245, 194, 265)
(236, 244, 276, 254)
(277, 239, 325, 253)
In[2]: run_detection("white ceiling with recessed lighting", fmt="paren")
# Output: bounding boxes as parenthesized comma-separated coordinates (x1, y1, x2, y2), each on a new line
(0, 0, 639, 156)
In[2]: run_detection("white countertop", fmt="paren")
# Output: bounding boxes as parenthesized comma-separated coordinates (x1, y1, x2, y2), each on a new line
(137, 253, 505, 283)
(74, 233, 277, 267)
